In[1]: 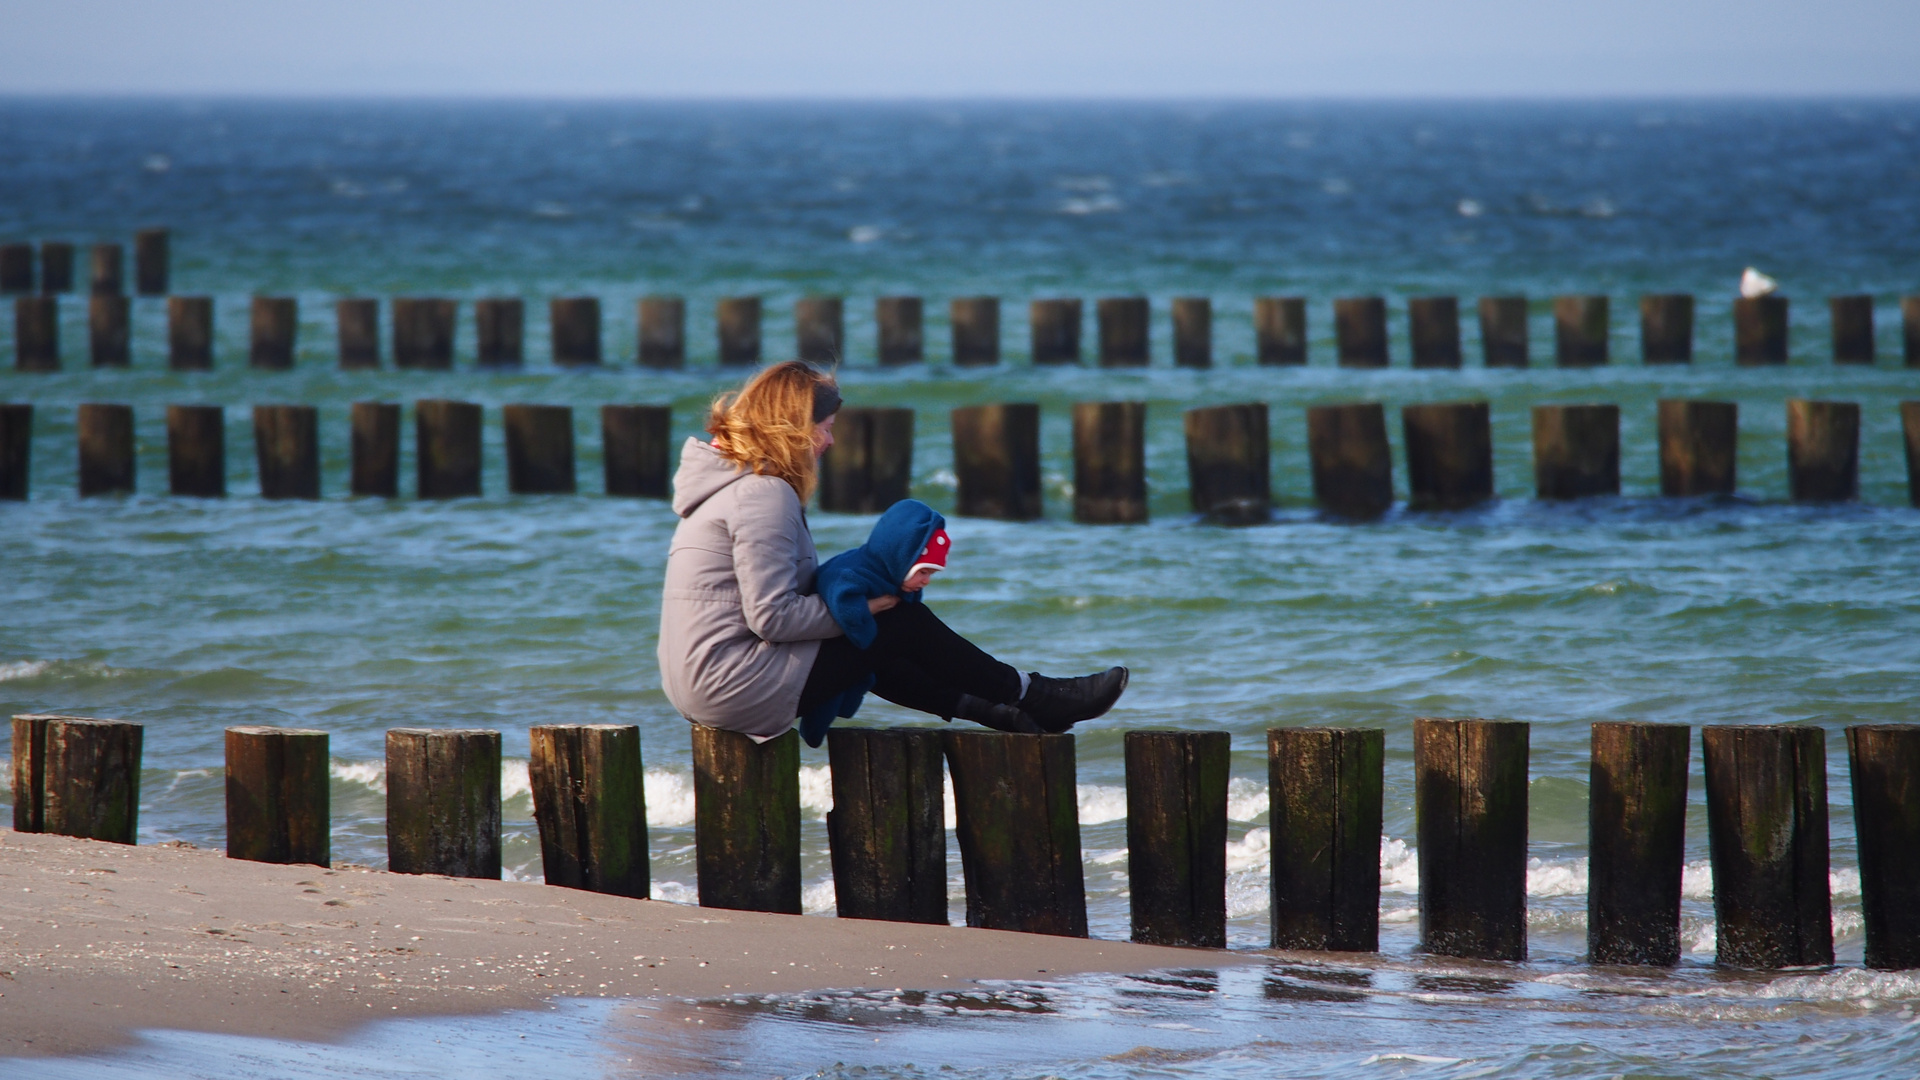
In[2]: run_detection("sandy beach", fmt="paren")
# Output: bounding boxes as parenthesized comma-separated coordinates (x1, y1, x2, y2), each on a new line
(0, 828, 1246, 1058)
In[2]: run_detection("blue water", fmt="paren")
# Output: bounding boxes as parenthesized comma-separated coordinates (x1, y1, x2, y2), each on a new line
(4, 99, 1920, 1076)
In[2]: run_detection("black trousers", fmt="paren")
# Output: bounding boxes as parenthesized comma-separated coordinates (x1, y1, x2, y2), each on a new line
(797, 602, 1023, 720)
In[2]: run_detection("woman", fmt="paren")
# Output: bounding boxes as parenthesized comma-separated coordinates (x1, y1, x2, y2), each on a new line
(657, 360, 1127, 739)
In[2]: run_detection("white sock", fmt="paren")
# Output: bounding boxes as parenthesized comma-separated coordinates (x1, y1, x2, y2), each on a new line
(1018, 671, 1032, 698)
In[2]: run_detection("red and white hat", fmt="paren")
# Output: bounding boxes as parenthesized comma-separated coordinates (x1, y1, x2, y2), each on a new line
(909, 529, 950, 576)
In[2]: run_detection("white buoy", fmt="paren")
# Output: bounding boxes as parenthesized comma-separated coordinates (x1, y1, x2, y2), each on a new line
(1739, 267, 1778, 299)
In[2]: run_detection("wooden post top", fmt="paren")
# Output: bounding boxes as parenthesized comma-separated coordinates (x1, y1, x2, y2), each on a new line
(226, 725, 326, 737)
(15, 713, 141, 728)
(387, 727, 499, 738)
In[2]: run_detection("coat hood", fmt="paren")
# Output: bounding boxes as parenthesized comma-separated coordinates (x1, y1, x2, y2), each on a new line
(670, 438, 754, 518)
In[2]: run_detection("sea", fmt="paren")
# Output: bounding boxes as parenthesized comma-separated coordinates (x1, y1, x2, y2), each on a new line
(3, 98, 1920, 1077)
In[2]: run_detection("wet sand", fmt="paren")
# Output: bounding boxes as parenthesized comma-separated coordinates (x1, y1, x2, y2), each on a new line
(0, 829, 1244, 1058)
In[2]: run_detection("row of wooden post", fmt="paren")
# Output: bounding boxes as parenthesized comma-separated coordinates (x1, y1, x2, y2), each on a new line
(0, 233, 169, 297)
(12, 713, 1919, 971)
(14, 291, 1920, 372)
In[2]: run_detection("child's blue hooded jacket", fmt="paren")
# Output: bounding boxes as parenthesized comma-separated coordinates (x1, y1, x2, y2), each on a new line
(798, 499, 945, 746)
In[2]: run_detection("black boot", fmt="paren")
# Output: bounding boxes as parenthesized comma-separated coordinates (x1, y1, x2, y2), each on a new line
(950, 693, 1042, 734)
(1019, 667, 1129, 733)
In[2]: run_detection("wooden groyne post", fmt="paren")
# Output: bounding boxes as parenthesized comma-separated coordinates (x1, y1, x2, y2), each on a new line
(716, 297, 762, 367)
(386, 728, 502, 879)
(0, 243, 33, 292)
(415, 399, 482, 498)
(1658, 400, 1737, 496)
(1269, 727, 1383, 951)
(945, 731, 1087, 937)
(950, 297, 999, 366)
(168, 296, 213, 370)
(818, 406, 914, 513)
(638, 296, 685, 369)
(91, 294, 130, 367)
(351, 401, 400, 497)
(78, 403, 135, 496)
(1735, 296, 1788, 366)
(1414, 717, 1529, 961)
(952, 403, 1041, 520)
(39, 242, 73, 293)
(11, 714, 143, 843)
(1098, 296, 1149, 367)
(1030, 299, 1082, 365)
(1402, 402, 1493, 510)
(1184, 403, 1270, 524)
(0, 403, 28, 501)
(1554, 295, 1609, 367)
(1588, 722, 1689, 966)
(1906, 297, 1920, 367)
(601, 404, 672, 498)
(1479, 296, 1528, 368)
(691, 725, 801, 913)
(1786, 399, 1858, 502)
(827, 727, 947, 924)
(1072, 401, 1147, 524)
(337, 299, 380, 369)
(795, 296, 844, 364)
(1847, 725, 1920, 970)
(503, 404, 576, 495)
(393, 298, 456, 369)
(1830, 296, 1874, 365)
(476, 298, 524, 367)
(167, 404, 225, 497)
(550, 297, 601, 366)
(15, 296, 59, 371)
(1125, 730, 1229, 948)
(225, 726, 330, 867)
(250, 297, 297, 370)
(1641, 294, 1694, 364)
(876, 296, 923, 366)
(1532, 404, 1620, 499)
(1335, 297, 1388, 368)
(135, 228, 169, 296)
(529, 724, 650, 899)
(89, 244, 124, 296)
(1903, 401, 1920, 509)
(253, 405, 320, 499)
(1307, 403, 1392, 520)
(1255, 296, 1307, 366)
(1410, 296, 1461, 369)
(1702, 725, 1832, 969)
(1172, 297, 1210, 368)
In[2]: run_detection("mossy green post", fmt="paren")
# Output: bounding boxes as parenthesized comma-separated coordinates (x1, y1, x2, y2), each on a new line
(944, 730, 1087, 937)
(1415, 717, 1529, 961)
(1126, 730, 1229, 948)
(1702, 725, 1832, 969)
(530, 724, 650, 899)
(225, 726, 330, 867)
(1846, 725, 1920, 970)
(1269, 727, 1383, 951)
(692, 724, 801, 913)
(386, 728, 502, 879)
(1588, 722, 1689, 966)
(11, 714, 143, 844)
(827, 727, 947, 924)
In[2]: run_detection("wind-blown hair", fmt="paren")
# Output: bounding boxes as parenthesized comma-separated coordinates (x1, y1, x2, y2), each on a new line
(706, 361, 839, 501)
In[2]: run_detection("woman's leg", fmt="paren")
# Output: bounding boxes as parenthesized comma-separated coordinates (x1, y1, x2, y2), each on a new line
(794, 602, 1021, 721)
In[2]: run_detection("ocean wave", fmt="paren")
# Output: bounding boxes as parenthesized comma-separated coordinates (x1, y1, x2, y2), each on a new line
(0, 660, 52, 682)
(1079, 784, 1127, 825)
(1756, 966, 1920, 1002)
(651, 880, 698, 905)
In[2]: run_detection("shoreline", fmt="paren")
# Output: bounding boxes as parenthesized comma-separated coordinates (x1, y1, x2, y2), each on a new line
(0, 828, 1247, 1058)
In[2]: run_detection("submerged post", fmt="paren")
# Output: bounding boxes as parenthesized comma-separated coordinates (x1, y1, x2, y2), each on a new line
(1072, 401, 1148, 524)
(1554, 295, 1609, 367)
(716, 296, 762, 367)
(225, 726, 330, 868)
(1702, 725, 1832, 969)
(944, 730, 1087, 937)
(39, 242, 73, 294)
(795, 296, 844, 364)
(1184, 403, 1270, 524)
(1903, 401, 1920, 509)
(0, 403, 28, 501)
(135, 228, 169, 295)
(1030, 298, 1082, 365)
(78, 403, 135, 496)
(1532, 404, 1620, 499)
(167, 404, 225, 497)
(1306, 402, 1393, 520)
(1126, 730, 1229, 948)
(1335, 297, 1388, 368)
(90, 294, 130, 367)
(1906, 297, 1920, 368)
(1830, 296, 1874, 365)
(337, 298, 380, 369)
(1588, 722, 1689, 966)
(601, 404, 672, 498)
(1847, 725, 1920, 970)
(1641, 294, 1695, 364)
(1402, 402, 1492, 510)
(89, 244, 124, 296)
(1098, 296, 1149, 367)
(1269, 726, 1383, 951)
(549, 297, 600, 366)
(392, 298, 456, 369)
(503, 403, 577, 495)
(951, 403, 1041, 520)
(1172, 297, 1211, 368)
(15, 296, 59, 371)
(0, 243, 32, 293)
(168, 296, 213, 370)
(415, 399, 482, 498)
(1658, 400, 1737, 496)
(1414, 717, 1529, 961)
(876, 296, 923, 366)
(692, 724, 801, 914)
(818, 406, 914, 513)
(476, 298, 524, 367)
(10, 714, 143, 844)
(351, 401, 400, 498)
(1478, 296, 1529, 368)
(386, 728, 503, 879)
(827, 727, 947, 924)
(1786, 399, 1859, 502)
(1735, 296, 1789, 366)
(638, 296, 685, 369)
(529, 724, 650, 899)
(950, 296, 999, 366)
(253, 404, 320, 499)
(1409, 297, 1461, 369)
(250, 296, 297, 370)
(1255, 296, 1307, 366)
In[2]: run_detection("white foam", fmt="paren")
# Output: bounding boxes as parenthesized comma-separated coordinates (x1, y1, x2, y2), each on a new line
(501, 759, 532, 803)
(644, 769, 695, 828)
(1363, 1053, 1461, 1065)
(1831, 866, 1863, 898)
(802, 879, 837, 915)
(1526, 856, 1589, 898)
(330, 760, 387, 793)
(1380, 838, 1420, 894)
(0, 660, 51, 682)
(1226, 778, 1266, 823)
(1756, 967, 1920, 1002)
(1226, 827, 1270, 873)
(800, 764, 833, 821)
(1078, 784, 1128, 825)
(651, 880, 698, 905)
(1682, 860, 1715, 900)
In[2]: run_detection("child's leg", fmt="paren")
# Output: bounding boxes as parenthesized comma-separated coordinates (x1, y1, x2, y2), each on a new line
(864, 603, 1023, 705)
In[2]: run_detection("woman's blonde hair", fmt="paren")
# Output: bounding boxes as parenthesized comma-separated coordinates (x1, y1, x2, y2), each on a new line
(707, 361, 839, 501)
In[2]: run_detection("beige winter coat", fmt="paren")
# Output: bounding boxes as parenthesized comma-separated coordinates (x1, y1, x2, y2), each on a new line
(657, 438, 842, 736)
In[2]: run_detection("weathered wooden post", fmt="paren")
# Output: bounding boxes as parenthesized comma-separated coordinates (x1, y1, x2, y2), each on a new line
(1255, 296, 1307, 366)
(39, 242, 73, 293)
(1830, 296, 1874, 365)
(549, 297, 601, 366)
(1269, 727, 1383, 951)
(504, 404, 576, 494)
(945, 730, 1087, 936)
(950, 297, 999, 366)
(0, 243, 32, 293)
(1414, 717, 1529, 961)
(1641, 294, 1694, 365)
(10, 714, 143, 844)
(1098, 296, 1149, 367)
(638, 296, 684, 369)
(1030, 298, 1082, 365)
(168, 296, 213, 370)
(1072, 401, 1147, 524)
(1409, 297, 1461, 369)
(1172, 297, 1211, 368)
(692, 724, 801, 913)
(1402, 402, 1492, 510)
(1786, 399, 1859, 502)
(1588, 722, 1689, 966)
(253, 405, 320, 499)
(1554, 295, 1609, 367)
(475, 298, 524, 367)
(249, 296, 297, 370)
(415, 399, 482, 498)
(795, 296, 844, 364)
(827, 727, 947, 924)
(1848, 725, 1920, 970)
(1903, 401, 1920, 509)
(1532, 404, 1620, 499)
(90, 294, 129, 367)
(1307, 403, 1392, 520)
(135, 228, 169, 295)
(818, 406, 914, 513)
(1702, 725, 1832, 969)
(1735, 296, 1789, 366)
(0, 404, 27, 501)
(1184, 403, 1270, 524)
(167, 404, 225, 497)
(78, 403, 135, 496)
(386, 728, 502, 879)
(601, 404, 672, 498)
(225, 726, 330, 867)
(350, 402, 400, 498)
(1478, 296, 1529, 368)
(90, 243, 124, 296)
(529, 724, 650, 899)
(1906, 297, 1920, 368)
(951, 403, 1041, 520)
(1335, 297, 1388, 368)
(876, 296, 923, 366)
(1658, 400, 1737, 496)
(1125, 730, 1229, 948)
(716, 296, 762, 367)
(392, 298, 456, 369)
(337, 298, 380, 369)
(15, 296, 60, 371)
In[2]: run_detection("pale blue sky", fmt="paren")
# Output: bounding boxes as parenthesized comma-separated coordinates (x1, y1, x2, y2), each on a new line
(2, 0, 1917, 97)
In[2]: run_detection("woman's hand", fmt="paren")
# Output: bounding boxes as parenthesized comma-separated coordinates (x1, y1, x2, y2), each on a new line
(867, 594, 899, 615)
